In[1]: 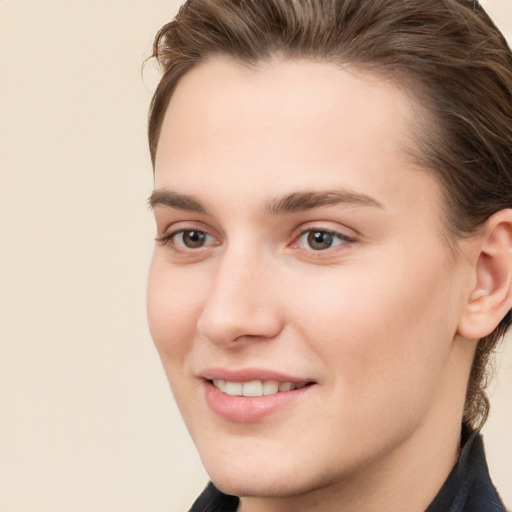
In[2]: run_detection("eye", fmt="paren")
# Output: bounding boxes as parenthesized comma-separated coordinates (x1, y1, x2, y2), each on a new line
(296, 229, 352, 251)
(157, 229, 215, 250)
(175, 230, 210, 248)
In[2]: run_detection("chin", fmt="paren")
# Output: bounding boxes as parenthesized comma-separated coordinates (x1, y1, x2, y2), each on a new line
(198, 441, 339, 500)
(212, 475, 285, 499)
(208, 468, 312, 499)
(200, 447, 286, 495)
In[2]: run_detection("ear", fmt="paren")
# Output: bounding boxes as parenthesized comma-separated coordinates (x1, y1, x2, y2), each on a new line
(457, 209, 512, 340)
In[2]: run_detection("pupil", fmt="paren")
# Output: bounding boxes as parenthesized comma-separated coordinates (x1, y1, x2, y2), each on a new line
(184, 230, 206, 248)
(308, 231, 333, 250)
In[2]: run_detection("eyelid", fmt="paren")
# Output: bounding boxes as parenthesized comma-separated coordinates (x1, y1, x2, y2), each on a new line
(155, 221, 221, 253)
(290, 223, 357, 245)
(156, 218, 217, 239)
(156, 229, 216, 245)
(295, 229, 353, 249)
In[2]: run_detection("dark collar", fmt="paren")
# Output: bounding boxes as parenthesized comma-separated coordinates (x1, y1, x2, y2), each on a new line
(425, 427, 506, 512)
(190, 427, 506, 512)
(189, 481, 239, 512)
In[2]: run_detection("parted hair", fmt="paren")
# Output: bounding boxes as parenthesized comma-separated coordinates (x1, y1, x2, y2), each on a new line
(148, 0, 512, 429)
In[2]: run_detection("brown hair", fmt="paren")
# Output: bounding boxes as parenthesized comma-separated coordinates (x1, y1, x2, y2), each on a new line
(148, 0, 512, 429)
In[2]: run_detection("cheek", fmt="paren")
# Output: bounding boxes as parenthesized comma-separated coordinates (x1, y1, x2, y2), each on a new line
(290, 253, 459, 405)
(147, 256, 204, 366)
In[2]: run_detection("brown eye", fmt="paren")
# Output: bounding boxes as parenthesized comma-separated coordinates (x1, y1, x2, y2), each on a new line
(156, 228, 217, 252)
(307, 231, 334, 250)
(179, 230, 209, 248)
(296, 229, 352, 251)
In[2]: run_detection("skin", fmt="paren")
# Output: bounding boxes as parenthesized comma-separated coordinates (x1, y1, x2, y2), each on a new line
(147, 58, 503, 511)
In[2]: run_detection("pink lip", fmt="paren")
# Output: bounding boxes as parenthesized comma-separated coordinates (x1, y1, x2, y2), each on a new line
(200, 367, 311, 383)
(200, 367, 315, 423)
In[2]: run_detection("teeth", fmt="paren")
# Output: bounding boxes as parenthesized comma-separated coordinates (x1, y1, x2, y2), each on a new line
(212, 379, 305, 396)
(242, 380, 263, 397)
(225, 381, 243, 396)
(278, 382, 294, 392)
(262, 380, 279, 395)
(212, 379, 226, 392)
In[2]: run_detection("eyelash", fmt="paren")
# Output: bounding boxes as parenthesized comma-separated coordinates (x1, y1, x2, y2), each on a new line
(156, 226, 355, 254)
(293, 229, 355, 251)
(156, 229, 217, 251)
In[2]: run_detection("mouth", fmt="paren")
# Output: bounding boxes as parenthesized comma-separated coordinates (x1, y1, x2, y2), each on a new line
(210, 379, 311, 397)
(200, 369, 316, 422)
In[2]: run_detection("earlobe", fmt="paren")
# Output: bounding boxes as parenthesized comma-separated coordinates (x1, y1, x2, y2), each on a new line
(457, 209, 512, 340)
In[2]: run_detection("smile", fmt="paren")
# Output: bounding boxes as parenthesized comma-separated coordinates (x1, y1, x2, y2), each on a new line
(211, 379, 308, 397)
(200, 368, 316, 421)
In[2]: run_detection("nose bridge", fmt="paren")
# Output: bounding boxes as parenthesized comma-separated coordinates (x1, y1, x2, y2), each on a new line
(197, 242, 282, 345)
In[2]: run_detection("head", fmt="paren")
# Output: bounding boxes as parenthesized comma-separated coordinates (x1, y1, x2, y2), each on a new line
(148, 0, 512, 429)
(146, 0, 512, 505)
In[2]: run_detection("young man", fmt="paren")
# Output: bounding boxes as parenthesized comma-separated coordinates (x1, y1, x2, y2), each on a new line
(146, 1, 512, 510)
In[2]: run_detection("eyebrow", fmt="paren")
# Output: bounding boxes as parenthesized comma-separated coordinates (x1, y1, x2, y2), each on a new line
(148, 190, 208, 214)
(264, 190, 383, 215)
(148, 188, 383, 215)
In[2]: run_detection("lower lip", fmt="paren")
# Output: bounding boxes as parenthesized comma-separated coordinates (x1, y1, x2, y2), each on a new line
(203, 381, 312, 423)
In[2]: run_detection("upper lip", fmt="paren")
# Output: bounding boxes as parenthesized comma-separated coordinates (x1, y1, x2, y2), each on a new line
(200, 367, 315, 383)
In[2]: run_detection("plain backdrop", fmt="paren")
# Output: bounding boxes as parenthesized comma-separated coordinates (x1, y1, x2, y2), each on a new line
(1, 1, 511, 511)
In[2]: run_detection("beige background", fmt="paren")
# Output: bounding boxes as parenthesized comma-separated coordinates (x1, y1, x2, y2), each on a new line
(0, 1, 511, 510)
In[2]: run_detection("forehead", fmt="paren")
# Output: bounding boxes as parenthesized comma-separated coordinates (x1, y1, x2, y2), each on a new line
(154, 57, 444, 230)
(155, 57, 419, 169)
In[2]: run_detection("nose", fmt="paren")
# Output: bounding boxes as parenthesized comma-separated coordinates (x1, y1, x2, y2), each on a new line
(196, 249, 284, 347)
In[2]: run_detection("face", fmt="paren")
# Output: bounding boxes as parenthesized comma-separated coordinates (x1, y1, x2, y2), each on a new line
(148, 58, 474, 502)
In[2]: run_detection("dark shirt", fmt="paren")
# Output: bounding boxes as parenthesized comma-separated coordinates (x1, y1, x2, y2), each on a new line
(189, 428, 507, 512)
